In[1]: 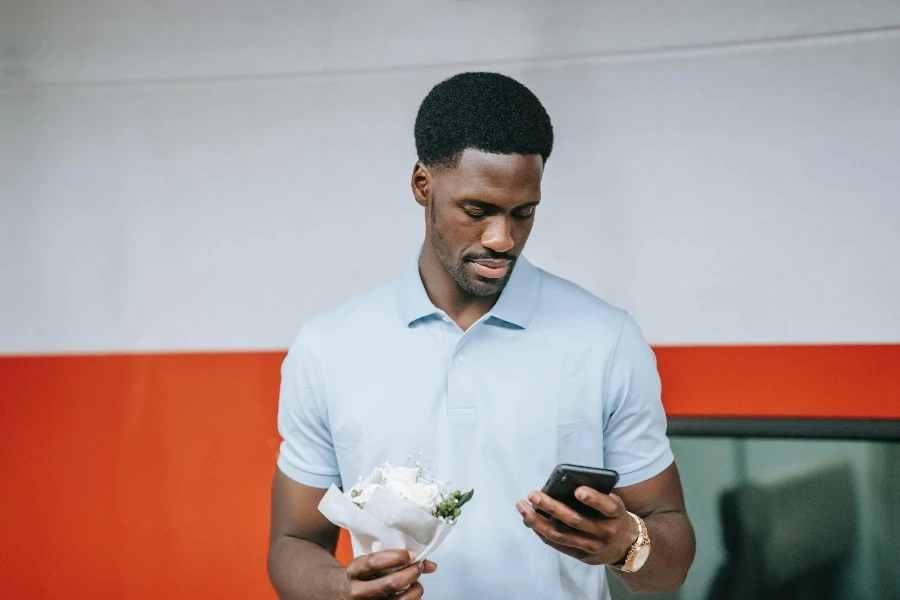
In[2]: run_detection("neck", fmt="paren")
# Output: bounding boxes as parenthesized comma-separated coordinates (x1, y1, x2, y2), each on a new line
(418, 242, 498, 331)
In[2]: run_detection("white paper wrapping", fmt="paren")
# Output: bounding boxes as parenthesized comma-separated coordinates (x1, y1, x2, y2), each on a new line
(317, 484, 455, 563)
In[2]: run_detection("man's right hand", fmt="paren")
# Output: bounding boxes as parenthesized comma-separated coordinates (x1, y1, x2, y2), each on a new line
(338, 550, 437, 599)
(269, 473, 438, 600)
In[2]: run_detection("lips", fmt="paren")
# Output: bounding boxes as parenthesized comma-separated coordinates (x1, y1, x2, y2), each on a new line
(469, 259, 511, 279)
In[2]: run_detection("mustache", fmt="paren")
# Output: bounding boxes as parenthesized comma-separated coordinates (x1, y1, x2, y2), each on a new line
(464, 252, 517, 262)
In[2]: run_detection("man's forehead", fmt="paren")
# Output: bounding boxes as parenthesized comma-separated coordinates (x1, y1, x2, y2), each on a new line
(453, 148, 542, 173)
(436, 149, 542, 196)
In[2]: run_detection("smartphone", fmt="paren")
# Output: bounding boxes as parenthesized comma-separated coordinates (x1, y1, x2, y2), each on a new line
(537, 463, 619, 518)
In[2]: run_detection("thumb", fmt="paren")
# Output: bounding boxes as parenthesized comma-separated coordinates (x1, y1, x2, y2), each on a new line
(422, 560, 438, 574)
(575, 486, 623, 517)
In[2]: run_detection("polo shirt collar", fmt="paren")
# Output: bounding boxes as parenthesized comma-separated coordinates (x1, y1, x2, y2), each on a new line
(489, 253, 541, 328)
(396, 244, 541, 329)
(396, 247, 440, 325)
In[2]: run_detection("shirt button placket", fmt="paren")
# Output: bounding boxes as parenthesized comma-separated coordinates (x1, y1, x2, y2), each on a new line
(448, 344, 475, 417)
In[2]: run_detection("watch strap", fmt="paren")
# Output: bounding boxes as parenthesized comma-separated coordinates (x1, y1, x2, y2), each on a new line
(610, 511, 649, 573)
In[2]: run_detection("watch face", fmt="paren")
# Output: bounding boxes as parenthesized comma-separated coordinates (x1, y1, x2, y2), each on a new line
(633, 545, 651, 570)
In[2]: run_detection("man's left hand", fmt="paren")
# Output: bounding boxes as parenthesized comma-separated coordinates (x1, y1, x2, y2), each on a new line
(516, 487, 638, 566)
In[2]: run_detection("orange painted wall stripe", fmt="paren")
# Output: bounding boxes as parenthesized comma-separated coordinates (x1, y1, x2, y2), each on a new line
(1, 353, 284, 599)
(1, 344, 897, 598)
(654, 344, 900, 419)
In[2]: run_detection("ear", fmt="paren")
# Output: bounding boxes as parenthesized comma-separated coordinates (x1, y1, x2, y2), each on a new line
(411, 161, 432, 208)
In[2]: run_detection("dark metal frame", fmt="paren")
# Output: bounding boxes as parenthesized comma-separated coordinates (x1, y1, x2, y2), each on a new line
(667, 417, 900, 441)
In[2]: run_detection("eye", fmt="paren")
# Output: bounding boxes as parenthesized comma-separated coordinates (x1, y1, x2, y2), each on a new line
(514, 206, 536, 219)
(464, 208, 485, 218)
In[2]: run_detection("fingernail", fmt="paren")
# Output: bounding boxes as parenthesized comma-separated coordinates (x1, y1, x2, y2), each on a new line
(576, 489, 588, 500)
(515, 501, 525, 514)
(409, 550, 417, 562)
(528, 493, 539, 505)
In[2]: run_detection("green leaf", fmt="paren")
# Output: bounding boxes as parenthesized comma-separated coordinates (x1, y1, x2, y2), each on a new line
(456, 489, 474, 508)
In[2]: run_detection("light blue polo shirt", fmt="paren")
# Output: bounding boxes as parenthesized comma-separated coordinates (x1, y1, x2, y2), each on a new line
(277, 245, 674, 600)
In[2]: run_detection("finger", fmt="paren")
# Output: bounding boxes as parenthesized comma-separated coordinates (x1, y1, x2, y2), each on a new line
(526, 491, 593, 534)
(534, 531, 589, 560)
(350, 563, 423, 599)
(517, 500, 601, 553)
(347, 549, 417, 581)
(393, 581, 425, 600)
(422, 560, 438, 574)
(574, 487, 623, 518)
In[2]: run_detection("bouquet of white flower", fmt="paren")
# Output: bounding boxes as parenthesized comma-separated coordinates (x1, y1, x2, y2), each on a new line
(317, 457, 474, 563)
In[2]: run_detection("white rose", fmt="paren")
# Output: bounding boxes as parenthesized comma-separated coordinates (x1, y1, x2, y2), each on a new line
(381, 464, 419, 486)
(409, 482, 441, 511)
(385, 479, 413, 501)
(384, 479, 440, 511)
(350, 483, 382, 506)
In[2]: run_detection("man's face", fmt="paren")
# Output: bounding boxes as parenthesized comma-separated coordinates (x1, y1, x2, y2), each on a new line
(424, 149, 543, 297)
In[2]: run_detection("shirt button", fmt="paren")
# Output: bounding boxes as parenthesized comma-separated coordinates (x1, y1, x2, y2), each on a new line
(457, 354, 467, 363)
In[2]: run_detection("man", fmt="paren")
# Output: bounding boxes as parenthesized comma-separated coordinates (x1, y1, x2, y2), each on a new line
(268, 72, 695, 600)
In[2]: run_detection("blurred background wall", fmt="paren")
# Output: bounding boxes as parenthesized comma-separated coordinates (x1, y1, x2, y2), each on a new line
(1, 1, 898, 599)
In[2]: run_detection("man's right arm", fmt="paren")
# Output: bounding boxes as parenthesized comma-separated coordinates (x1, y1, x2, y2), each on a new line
(267, 469, 345, 598)
(267, 468, 435, 600)
(270, 329, 435, 598)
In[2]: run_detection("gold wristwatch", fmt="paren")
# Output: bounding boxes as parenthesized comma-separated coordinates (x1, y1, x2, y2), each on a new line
(610, 511, 651, 573)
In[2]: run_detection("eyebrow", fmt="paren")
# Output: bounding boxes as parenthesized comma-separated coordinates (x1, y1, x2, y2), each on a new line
(461, 199, 541, 210)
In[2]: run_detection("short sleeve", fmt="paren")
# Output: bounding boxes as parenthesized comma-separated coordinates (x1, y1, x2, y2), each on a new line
(602, 313, 674, 488)
(276, 327, 342, 489)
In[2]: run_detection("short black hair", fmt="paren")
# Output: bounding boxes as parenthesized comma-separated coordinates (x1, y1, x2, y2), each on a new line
(414, 71, 554, 169)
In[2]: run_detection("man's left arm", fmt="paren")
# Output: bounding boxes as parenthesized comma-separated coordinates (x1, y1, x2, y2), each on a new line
(517, 312, 695, 592)
(611, 462, 695, 592)
(517, 461, 695, 593)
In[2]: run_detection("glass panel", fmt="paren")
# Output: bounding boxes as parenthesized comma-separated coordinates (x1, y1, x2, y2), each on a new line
(609, 438, 900, 600)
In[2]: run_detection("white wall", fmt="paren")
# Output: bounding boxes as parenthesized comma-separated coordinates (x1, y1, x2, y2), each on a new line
(2, 0, 899, 354)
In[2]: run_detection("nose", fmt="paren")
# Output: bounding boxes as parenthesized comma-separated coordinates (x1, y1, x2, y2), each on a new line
(481, 216, 514, 254)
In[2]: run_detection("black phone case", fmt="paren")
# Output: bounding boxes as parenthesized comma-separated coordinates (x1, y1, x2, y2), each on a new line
(539, 464, 620, 516)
